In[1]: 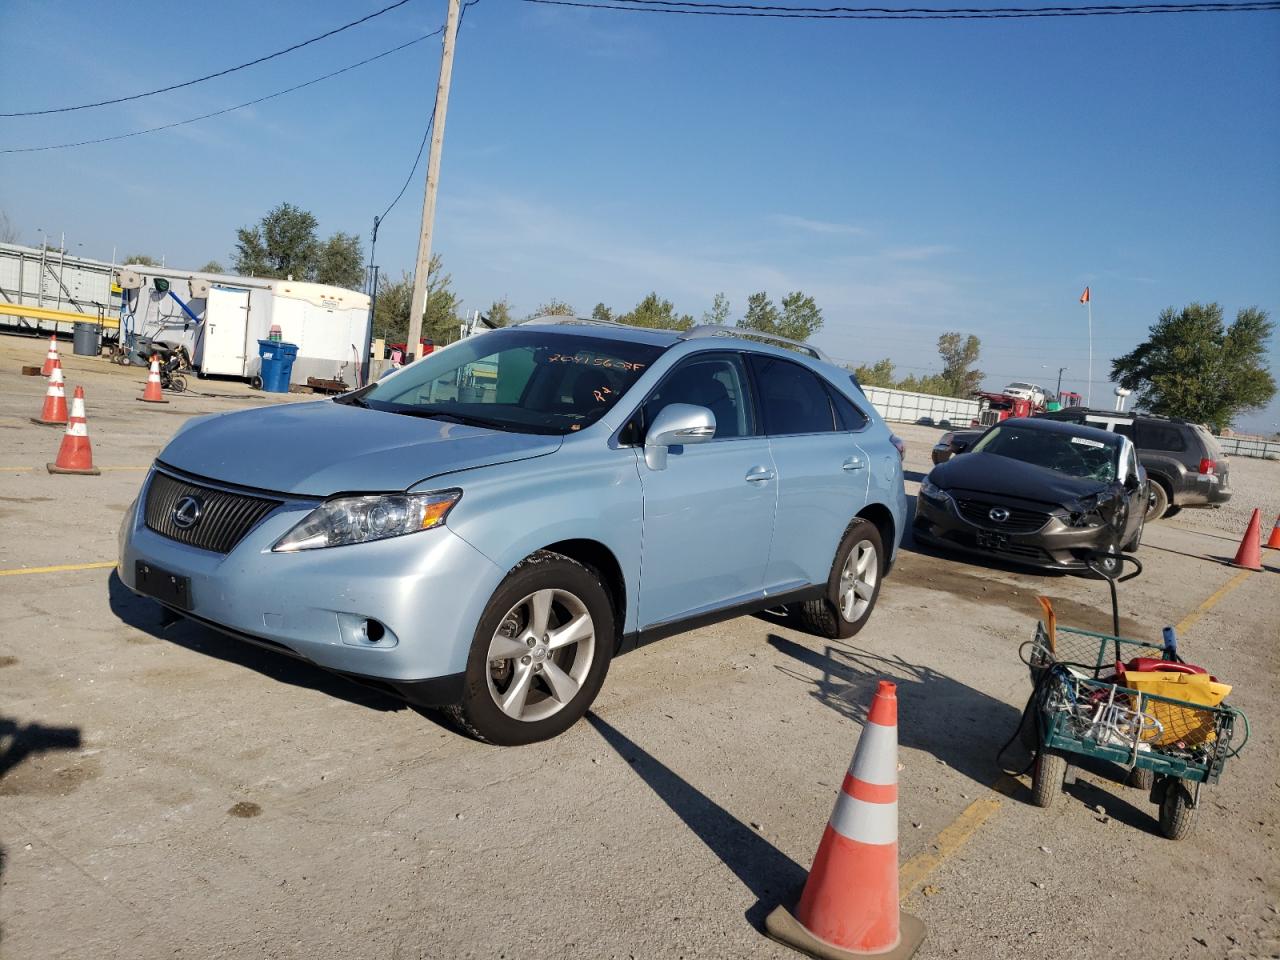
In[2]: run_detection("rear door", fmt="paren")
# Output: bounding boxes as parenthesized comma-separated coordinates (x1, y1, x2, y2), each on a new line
(747, 354, 870, 591)
(200, 286, 252, 376)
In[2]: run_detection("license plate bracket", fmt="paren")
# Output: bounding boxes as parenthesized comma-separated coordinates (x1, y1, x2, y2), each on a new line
(975, 531, 1008, 551)
(135, 560, 193, 610)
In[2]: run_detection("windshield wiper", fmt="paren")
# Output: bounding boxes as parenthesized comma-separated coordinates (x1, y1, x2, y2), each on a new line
(394, 406, 512, 430)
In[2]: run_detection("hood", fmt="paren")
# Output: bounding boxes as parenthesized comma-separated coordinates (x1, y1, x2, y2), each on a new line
(929, 451, 1115, 508)
(157, 400, 562, 496)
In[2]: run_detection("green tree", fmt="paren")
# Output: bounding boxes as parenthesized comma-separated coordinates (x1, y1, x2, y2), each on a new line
(936, 332, 983, 398)
(485, 297, 513, 327)
(197, 260, 224, 274)
(619, 292, 693, 330)
(850, 358, 896, 388)
(235, 202, 318, 279)
(591, 302, 614, 322)
(1112, 303, 1276, 432)
(527, 299, 575, 319)
(738, 290, 824, 342)
(373, 254, 460, 346)
(314, 231, 364, 289)
(702, 292, 731, 326)
(124, 253, 159, 266)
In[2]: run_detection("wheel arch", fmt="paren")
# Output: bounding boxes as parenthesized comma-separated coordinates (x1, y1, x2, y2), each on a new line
(538, 538, 627, 645)
(855, 502, 897, 572)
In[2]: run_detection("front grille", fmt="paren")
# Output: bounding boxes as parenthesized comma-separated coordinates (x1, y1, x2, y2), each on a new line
(144, 471, 282, 554)
(955, 498, 1050, 534)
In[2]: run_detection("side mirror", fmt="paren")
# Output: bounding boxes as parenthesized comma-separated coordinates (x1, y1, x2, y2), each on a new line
(644, 403, 715, 470)
(952, 440, 970, 454)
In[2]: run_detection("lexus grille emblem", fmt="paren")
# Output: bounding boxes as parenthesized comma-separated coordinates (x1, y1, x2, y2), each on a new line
(988, 506, 1011, 523)
(172, 495, 203, 530)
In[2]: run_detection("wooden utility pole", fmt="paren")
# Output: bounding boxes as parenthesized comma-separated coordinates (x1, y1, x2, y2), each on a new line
(406, 0, 461, 362)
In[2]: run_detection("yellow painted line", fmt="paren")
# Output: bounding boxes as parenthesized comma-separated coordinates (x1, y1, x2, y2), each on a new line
(0, 561, 116, 577)
(0, 465, 147, 472)
(1175, 569, 1253, 634)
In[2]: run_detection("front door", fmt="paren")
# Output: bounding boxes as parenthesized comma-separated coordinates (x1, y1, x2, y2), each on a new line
(200, 286, 252, 376)
(635, 353, 776, 629)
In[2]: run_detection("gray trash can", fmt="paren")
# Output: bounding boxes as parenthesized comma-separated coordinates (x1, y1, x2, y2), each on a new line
(73, 322, 101, 357)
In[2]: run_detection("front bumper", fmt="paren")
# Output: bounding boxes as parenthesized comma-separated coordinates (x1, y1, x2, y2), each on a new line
(117, 471, 503, 700)
(913, 490, 1120, 570)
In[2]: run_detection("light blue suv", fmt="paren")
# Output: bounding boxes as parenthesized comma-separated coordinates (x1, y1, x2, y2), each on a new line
(118, 319, 907, 743)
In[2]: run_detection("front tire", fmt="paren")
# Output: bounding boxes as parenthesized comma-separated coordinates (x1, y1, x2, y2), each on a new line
(447, 551, 614, 746)
(794, 518, 884, 640)
(1158, 780, 1196, 840)
(1031, 747, 1066, 808)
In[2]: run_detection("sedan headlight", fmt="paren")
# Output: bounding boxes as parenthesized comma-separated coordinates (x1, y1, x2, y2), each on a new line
(920, 479, 951, 501)
(272, 490, 462, 552)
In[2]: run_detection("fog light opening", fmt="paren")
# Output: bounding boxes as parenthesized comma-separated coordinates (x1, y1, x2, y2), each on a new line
(363, 619, 386, 644)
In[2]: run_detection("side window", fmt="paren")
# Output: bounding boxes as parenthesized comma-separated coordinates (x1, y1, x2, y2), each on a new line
(638, 354, 756, 440)
(1136, 421, 1185, 451)
(1112, 421, 1135, 441)
(828, 385, 870, 432)
(747, 355, 836, 436)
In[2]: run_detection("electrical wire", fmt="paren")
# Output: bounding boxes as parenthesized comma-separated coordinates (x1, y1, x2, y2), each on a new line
(0, 30, 444, 155)
(520, 0, 1280, 18)
(1, 0, 418, 118)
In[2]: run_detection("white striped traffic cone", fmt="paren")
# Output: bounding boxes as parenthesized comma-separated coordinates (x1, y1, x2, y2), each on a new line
(138, 354, 168, 403)
(47, 386, 100, 475)
(32, 364, 69, 425)
(41, 335, 60, 376)
(766, 680, 925, 960)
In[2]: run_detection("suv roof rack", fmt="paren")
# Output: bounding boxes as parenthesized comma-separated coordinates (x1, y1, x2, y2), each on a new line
(679, 324, 832, 362)
(515, 315, 635, 329)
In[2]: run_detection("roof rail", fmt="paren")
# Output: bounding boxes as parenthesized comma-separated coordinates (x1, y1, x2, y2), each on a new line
(515, 314, 637, 329)
(679, 324, 832, 362)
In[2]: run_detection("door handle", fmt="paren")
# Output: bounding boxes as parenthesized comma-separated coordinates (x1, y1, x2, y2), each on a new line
(745, 466, 775, 483)
(842, 457, 866, 472)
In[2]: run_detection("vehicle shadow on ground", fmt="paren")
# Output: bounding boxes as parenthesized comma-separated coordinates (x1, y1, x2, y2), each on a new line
(766, 635, 1029, 798)
(903, 469, 928, 484)
(586, 712, 808, 931)
(106, 572, 405, 712)
(0, 715, 82, 779)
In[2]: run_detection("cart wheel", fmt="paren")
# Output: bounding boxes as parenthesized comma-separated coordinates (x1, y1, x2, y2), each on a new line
(250, 375, 263, 390)
(1126, 767, 1155, 791)
(1031, 748, 1067, 808)
(1159, 781, 1196, 840)
(168, 375, 187, 394)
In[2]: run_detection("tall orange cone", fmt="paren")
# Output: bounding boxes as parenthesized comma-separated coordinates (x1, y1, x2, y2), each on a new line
(47, 386, 100, 476)
(138, 354, 168, 404)
(1228, 509, 1264, 571)
(41, 335, 60, 376)
(1265, 514, 1280, 550)
(31, 365, 69, 425)
(766, 681, 925, 960)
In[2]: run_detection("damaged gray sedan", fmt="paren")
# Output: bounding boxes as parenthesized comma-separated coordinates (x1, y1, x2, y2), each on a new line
(913, 418, 1145, 576)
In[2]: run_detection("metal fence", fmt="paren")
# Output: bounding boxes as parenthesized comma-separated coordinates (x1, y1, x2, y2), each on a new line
(1216, 435, 1280, 460)
(0, 242, 122, 335)
(861, 385, 978, 429)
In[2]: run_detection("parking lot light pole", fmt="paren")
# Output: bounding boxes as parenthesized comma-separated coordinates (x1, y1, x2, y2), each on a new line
(1056, 366, 1068, 398)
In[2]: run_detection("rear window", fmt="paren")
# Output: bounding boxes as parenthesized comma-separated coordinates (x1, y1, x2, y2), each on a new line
(1136, 421, 1187, 452)
(748, 355, 836, 435)
(1193, 425, 1224, 459)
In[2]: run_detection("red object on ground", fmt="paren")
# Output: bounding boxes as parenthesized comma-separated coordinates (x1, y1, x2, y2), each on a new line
(1265, 514, 1280, 550)
(41, 335, 61, 376)
(139, 355, 168, 404)
(32, 365, 69, 425)
(1229, 509, 1265, 572)
(47, 386, 100, 476)
(764, 680, 925, 959)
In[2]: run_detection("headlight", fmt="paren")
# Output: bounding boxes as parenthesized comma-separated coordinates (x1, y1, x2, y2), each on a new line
(272, 490, 461, 552)
(920, 479, 950, 501)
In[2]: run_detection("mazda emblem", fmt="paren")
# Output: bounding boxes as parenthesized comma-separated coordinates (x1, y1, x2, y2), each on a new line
(172, 495, 203, 530)
(988, 506, 1010, 523)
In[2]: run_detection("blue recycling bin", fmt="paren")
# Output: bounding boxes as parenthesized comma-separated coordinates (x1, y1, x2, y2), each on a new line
(257, 339, 298, 393)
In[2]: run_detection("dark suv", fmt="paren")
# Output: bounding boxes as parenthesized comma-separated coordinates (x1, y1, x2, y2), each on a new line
(934, 408, 1231, 521)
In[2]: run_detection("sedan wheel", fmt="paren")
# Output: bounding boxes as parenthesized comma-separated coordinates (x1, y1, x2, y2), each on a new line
(794, 518, 885, 640)
(485, 588, 596, 723)
(838, 540, 879, 623)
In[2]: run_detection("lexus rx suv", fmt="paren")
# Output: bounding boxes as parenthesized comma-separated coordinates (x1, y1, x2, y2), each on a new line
(118, 319, 908, 744)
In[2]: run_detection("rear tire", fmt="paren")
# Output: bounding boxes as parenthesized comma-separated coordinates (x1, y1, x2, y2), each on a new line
(1145, 481, 1170, 522)
(1126, 766, 1155, 791)
(793, 518, 884, 640)
(446, 551, 614, 746)
(1031, 747, 1066, 808)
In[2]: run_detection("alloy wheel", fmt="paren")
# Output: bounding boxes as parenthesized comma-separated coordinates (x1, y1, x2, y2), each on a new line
(838, 539, 879, 622)
(485, 588, 596, 723)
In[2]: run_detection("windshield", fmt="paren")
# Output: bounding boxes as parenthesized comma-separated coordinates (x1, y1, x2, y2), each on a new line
(972, 424, 1120, 482)
(357, 329, 665, 435)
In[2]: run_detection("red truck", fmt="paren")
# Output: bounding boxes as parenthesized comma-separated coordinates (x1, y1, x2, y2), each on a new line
(971, 391, 1039, 427)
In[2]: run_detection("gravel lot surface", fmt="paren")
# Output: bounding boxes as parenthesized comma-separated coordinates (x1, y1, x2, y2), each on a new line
(2, 338, 1277, 960)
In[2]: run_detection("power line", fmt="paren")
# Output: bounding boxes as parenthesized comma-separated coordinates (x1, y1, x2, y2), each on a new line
(1, 0, 417, 118)
(0, 30, 444, 155)
(519, 0, 1280, 19)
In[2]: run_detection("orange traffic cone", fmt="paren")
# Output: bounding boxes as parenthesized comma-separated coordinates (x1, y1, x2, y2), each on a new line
(41, 335, 60, 376)
(138, 354, 168, 404)
(1229, 509, 1265, 572)
(31, 365, 69, 425)
(766, 681, 925, 960)
(47, 386, 100, 476)
(1265, 515, 1280, 550)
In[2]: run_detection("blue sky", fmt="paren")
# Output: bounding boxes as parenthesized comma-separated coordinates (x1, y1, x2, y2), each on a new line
(2, 0, 1278, 431)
